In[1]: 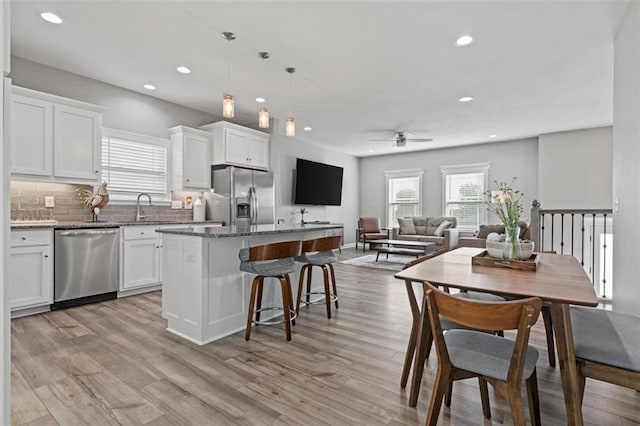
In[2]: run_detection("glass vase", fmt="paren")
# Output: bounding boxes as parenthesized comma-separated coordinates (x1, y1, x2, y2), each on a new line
(503, 225, 520, 261)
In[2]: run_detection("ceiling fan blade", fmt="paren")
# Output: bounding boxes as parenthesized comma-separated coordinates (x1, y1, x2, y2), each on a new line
(407, 138, 433, 142)
(370, 138, 396, 142)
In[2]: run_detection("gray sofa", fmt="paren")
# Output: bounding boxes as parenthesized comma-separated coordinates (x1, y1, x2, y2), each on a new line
(458, 221, 531, 248)
(391, 216, 460, 251)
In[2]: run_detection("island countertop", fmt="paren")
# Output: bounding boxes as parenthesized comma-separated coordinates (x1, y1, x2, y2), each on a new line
(156, 223, 343, 238)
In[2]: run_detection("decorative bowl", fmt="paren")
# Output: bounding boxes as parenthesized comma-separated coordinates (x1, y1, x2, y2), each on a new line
(485, 240, 535, 260)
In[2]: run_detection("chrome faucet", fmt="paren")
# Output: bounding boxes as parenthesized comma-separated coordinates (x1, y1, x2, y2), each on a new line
(136, 193, 152, 222)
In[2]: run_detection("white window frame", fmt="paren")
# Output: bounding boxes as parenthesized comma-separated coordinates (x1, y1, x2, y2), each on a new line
(385, 168, 424, 228)
(101, 128, 172, 204)
(440, 163, 490, 232)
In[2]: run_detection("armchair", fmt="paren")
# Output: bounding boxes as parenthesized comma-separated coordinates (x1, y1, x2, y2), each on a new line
(356, 217, 389, 252)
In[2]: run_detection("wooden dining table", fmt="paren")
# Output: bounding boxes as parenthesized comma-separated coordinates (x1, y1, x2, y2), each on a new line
(394, 247, 598, 425)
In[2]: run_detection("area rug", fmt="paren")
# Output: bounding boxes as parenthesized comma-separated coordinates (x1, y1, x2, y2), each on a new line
(340, 254, 412, 271)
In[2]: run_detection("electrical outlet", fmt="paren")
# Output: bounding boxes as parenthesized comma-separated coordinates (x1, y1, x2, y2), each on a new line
(171, 200, 182, 209)
(45, 196, 55, 208)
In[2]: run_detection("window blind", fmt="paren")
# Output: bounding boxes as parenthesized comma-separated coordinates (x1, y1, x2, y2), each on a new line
(444, 172, 486, 229)
(102, 136, 168, 195)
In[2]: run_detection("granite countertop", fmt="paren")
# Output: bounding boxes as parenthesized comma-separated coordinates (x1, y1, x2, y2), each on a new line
(10, 220, 224, 230)
(157, 223, 344, 238)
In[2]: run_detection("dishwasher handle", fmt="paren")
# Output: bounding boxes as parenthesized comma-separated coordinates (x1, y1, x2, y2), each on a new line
(58, 229, 119, 237)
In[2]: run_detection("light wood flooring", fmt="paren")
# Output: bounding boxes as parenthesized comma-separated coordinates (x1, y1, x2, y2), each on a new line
(11, 248, 640, 425)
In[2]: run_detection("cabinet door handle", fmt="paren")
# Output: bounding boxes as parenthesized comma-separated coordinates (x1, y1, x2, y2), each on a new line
(141, 232, 144, 235)
(21, 237, 27, 240)
(186, 178, 190, 182)
(44, 254, 49, 258)
(95, 170, 100, 174)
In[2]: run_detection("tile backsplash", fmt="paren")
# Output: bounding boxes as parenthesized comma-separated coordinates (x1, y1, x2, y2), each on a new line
(11, 181, 197, 223)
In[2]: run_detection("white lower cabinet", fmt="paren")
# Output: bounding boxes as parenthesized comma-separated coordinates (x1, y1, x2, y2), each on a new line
(9, 230, 53, 311)
(121, 226, 162, 291)
(121, 224, 194, 293)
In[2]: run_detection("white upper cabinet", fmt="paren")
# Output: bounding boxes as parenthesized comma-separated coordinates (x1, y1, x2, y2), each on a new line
(10, 86, 105, 184)
(11, 94, 53, 176)
(169, 125, 212, 190)
(54, 104, 101, 180)
(200, 121, 270, 171)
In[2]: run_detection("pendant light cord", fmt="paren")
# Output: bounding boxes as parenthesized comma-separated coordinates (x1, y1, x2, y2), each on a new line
(288, 72, 292, 116)
(227, 39, 231, 92)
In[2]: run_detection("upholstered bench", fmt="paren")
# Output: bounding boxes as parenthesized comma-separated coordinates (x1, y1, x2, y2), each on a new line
(571, 306, 640, 404)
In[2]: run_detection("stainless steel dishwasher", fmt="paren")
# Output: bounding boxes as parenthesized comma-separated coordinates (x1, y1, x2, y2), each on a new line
(52, 227, 120, 310)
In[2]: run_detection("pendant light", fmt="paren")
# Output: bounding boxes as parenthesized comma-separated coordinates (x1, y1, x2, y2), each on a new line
(285, 67, 296, 137)
(222, 31, 236, 118)
(257, 51, 270, 129)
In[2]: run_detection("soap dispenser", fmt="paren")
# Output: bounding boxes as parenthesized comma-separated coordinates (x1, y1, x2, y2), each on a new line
(193, 195, 205, 222)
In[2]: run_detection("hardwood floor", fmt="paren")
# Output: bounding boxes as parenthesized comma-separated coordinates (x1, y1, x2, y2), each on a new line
(11, 248, 640, 425)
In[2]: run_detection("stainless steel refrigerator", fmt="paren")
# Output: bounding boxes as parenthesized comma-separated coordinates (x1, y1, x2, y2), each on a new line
(205, 166, 275, 226)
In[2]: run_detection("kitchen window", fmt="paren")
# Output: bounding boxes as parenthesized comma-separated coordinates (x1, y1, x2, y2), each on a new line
(385, 169, 423, 228)
(101, 128, 171, 201)
(441, 163, 490, 231)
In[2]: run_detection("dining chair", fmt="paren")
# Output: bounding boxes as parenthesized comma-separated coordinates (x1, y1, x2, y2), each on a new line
(356, 217, 388, 252)
(424, 282, 542, 426)
(400, 250, 506, 390)
(571, 306, 640, 408)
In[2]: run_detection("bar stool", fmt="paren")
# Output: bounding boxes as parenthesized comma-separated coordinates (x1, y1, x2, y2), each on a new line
(239, 240, 302, 341)
(295, 235, 342, 319)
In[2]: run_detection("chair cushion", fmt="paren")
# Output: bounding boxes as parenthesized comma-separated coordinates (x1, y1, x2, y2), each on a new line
(571, 306, 640, 372)
(445, 330, 539, 381)
(455, 292, 506, 302)
(433, 220, 453, 237)
(240, 258, 296, 276)
(398, 218, 416, 235)
(295, 251, 337, 265)
(363, 232, 387, 240)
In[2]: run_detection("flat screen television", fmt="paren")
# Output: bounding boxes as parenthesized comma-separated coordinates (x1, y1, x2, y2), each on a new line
(294, 158, 344, 206)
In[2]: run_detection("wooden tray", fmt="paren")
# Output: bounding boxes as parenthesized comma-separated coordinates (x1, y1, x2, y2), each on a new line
(471, 250, 539, 271)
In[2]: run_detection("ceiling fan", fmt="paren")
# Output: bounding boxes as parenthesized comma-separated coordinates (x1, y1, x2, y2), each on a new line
(370, 131, 433, 147)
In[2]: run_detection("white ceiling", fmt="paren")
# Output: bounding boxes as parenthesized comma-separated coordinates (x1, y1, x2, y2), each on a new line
(10, 0, 628, 157)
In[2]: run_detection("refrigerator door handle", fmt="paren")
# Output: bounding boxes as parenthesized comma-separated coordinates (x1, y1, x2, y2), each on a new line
(253, 187, 259, 225)
(249, 186, 257, 225)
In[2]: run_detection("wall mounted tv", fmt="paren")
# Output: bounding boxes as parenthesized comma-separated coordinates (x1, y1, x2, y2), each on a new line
(294, 158, 344, 206)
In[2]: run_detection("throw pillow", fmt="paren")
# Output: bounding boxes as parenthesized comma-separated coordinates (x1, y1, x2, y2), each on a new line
(476, 224, 505, 239)
(433, 220, 452, 237)
(398, 218, 416, 235)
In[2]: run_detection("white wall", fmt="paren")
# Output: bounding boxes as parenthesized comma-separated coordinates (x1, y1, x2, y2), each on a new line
(359, 138, 539, 227)
(269, 122, 359, 243)
(10, 57, 216, 139)
(538, 126, 613, 209)
(0, 1, 9, 423)
(612, 1, 640, 314)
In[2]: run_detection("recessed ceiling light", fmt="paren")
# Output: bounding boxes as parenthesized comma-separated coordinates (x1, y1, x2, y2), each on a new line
(458, 96, 474, 103)
(303, 126, 312, 132)
(255, 97, 266, 103)
(455, 35, 473, 47)
(176, 66, 191, 74)
(489, 134, 497, 138)
(40, 12, 63, 24)
(143, 84, 156, 90)
(368, 150, 374, 153)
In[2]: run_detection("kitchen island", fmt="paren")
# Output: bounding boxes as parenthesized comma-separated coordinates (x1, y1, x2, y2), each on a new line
(157, 223, 343, 345)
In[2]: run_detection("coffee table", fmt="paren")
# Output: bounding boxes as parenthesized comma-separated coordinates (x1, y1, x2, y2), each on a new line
(370, 239, 436, 262)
